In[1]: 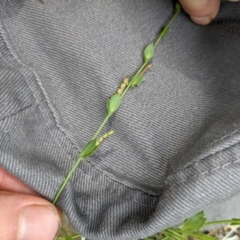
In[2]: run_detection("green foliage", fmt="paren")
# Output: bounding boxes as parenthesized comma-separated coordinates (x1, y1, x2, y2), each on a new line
(141, 213, 240, 240)
(179, 211, 207, 232)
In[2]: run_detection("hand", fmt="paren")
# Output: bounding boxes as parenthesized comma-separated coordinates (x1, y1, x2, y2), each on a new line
(0, 167, 61, 240)
(179, 0, 238, 25)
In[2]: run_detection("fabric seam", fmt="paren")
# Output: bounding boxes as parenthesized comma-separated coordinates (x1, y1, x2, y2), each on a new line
(0, 104, 33, 122)
(166, 137, 240, 187)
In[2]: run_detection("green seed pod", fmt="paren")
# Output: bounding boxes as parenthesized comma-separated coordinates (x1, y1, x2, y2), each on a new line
(107, 93, 122, 117)
(80, 139, 98, 158)
(143, 43, 154, 62)
(130, 76, 144, 88)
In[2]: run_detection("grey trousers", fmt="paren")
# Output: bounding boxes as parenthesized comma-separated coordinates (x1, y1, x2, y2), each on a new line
(1, 0, 240, 239)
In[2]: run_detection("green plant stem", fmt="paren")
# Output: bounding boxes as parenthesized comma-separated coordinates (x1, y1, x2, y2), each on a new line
(121, 62, 148, 99)
(204, 220, 235, 226)
(53, 115, 109, 204)
(163, 229, 186, 240)
(122, 3, 181, 99)
(52, 155, 84, 204)
(52, 2, 181, 207)
(154, 4, 181, 49)
(173, 229, 217, 240)
(92, 115, 109, 139)
(71, 234, 82, 239)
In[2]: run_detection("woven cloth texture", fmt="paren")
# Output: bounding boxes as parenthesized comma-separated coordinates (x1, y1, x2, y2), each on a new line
(1, 1, 240, 239)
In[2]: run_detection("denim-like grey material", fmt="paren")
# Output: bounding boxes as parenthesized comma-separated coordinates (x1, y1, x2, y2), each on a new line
(1, 1, 240, 239)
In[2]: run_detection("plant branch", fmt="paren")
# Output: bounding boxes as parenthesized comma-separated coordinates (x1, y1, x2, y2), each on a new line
(52, 155, 84, 204)
(92, 115, 109, 139)
(52, 2, 181, 207)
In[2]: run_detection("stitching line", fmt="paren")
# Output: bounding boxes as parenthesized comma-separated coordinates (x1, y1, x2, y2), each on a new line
(209, 129, 239, 146)
(0, 104, 33, 122)
(166, 138, 240, 188)
(169, 130, 240, 177)
(168, 157, 240, 190)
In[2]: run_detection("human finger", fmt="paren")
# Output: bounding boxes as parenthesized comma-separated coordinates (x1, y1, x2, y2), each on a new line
(179, 0, 220, 25)
(0, 167, 36, 194)
(0, 191, 61, 240)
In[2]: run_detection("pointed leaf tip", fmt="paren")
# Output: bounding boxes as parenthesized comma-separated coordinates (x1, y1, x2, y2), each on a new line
(179, 211, 207, 232)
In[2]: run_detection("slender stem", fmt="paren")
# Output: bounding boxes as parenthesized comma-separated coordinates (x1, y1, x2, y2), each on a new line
(154, 5, 181, 49)
(162, 230, 180, 240)
(52, 155, 84, 204)
(121, 62, 148, 99)
(204, 220, 234, 226)
(161, 236, 169, 240)
(163, 229, 186, 240)
(204, 219, 240, 226)
(92, 115, 109, 139)
(174, 229, 216, 240)
(122, 4, 181, 99)
(71, 235, 82, 239)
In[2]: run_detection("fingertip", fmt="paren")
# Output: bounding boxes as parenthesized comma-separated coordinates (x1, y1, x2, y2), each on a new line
(18, 205, 60, 240)
(179, 0, 220, 25)
(0, 192, 61, 240)
(190, 16, 212, 25)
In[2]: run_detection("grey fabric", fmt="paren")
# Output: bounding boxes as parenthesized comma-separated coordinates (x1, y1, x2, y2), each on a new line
(1, 0, 240, 239)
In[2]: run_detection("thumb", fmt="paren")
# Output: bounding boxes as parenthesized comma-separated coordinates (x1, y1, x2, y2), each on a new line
(179, 0, 220, 25)
(0, 191, 61, 240)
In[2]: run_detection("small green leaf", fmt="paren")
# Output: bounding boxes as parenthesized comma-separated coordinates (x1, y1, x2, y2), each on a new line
(143, 43, 154, 62)
(107, 93, 121, 116)
(179, 212, 207, 232)
(130, 76, 145, 87)
(80, 139, 98, 158)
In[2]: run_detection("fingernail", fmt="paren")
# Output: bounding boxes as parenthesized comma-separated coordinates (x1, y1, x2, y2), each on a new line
(18, 205, 60, 240)
(190, 16, 212, 25)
